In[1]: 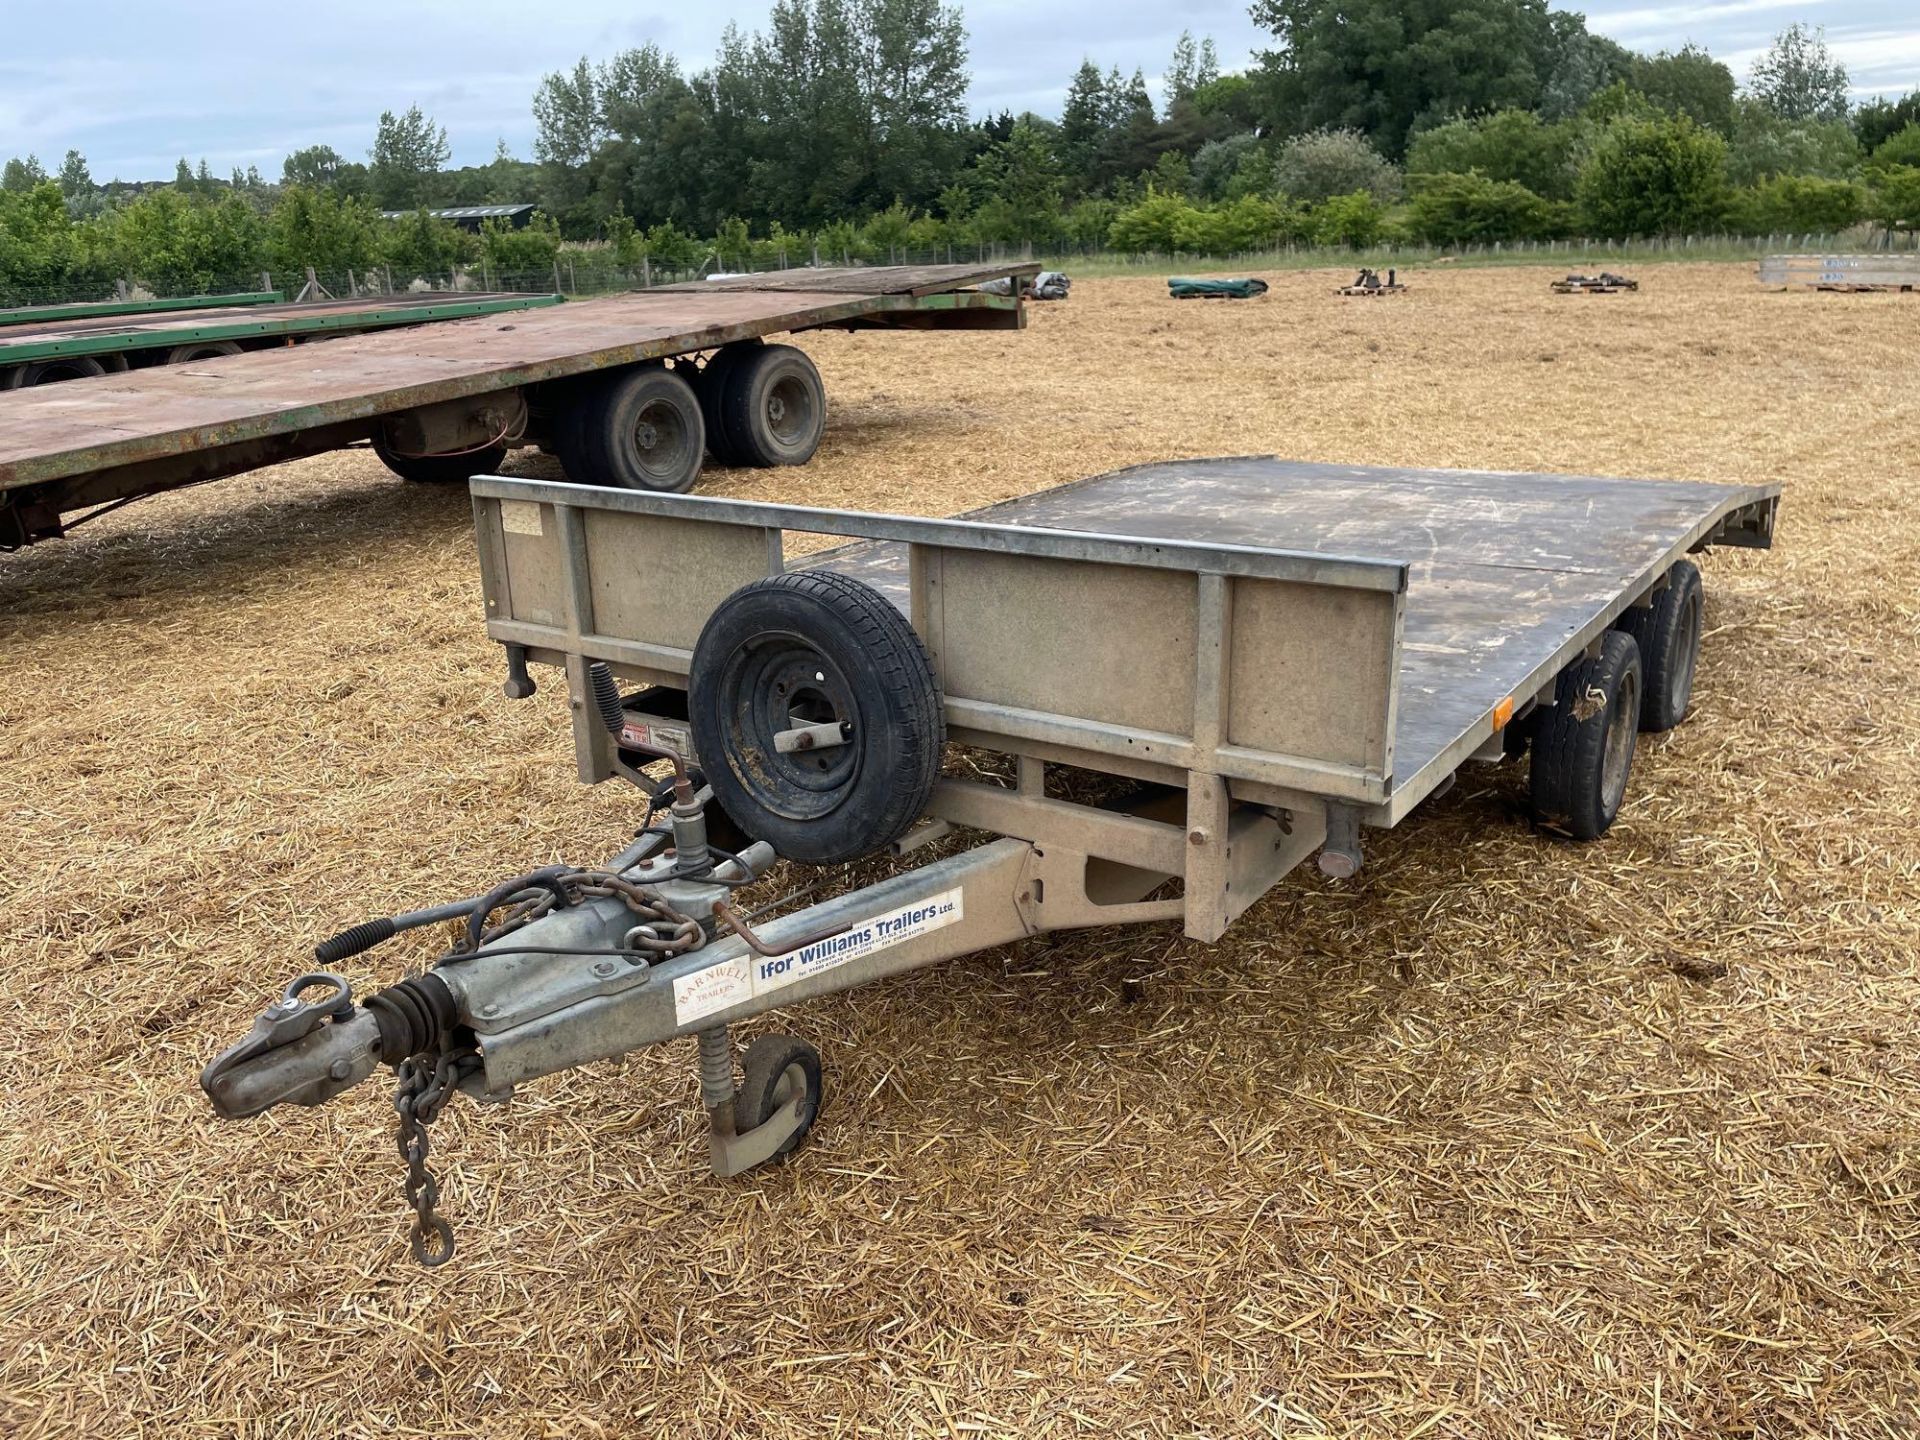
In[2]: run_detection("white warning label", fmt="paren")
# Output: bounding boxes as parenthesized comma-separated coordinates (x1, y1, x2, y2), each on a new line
(672, 956, 752, 1026)
(499, 499, 544, 536)
(749, 888, 964, 995)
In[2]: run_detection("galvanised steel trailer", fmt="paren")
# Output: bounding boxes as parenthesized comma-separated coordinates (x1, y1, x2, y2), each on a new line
(200, 456, 1780, 1266)
(0, 263, 1033, 549)
(0, 290, 560, 390)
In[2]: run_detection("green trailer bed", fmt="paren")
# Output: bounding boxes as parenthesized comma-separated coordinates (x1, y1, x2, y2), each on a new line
(0, 291, 560, 382)
(0, 290, 284, 327)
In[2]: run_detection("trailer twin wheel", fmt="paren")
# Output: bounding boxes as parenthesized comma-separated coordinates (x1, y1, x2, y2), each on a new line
(372, 341, 829, 494)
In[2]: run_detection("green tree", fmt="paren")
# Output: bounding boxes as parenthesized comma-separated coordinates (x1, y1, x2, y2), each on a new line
(1058, 59, 1113, 190)
(1726, 99, 1861, 186)
(266, 185, 384, 274)
(0, 180, 110, 301)
(857, 0, 971, 206)
(1576, 113, 1728, 237)
(1190, 133, 1263, 201)
(102, 188, 267, 293)
(57, 151, 91, 201)
(283, 144, 348, 189)
(1406, 109, 1579, 199)
(1747, 24, 1850, 124)
(2, 155, 48, 193)
(1409, 171, 1563, 243)
(1311, 190, 1385, 246)
(1107, 190, 1190, 251)
(382, 208, 470, 279)
(1251, 0, 1561, 157)
(1874, 124, 1920, 170)
(1866, 166, 1920, 231)
(1273, 127, 1401, 202)
(1540, 17, 1632, 120)
(1855, 93, 1920, 153)
(480, 212, 561, 277)
(1630, 45, 1737, 135)
(972, 118, 1061, 241)
(1730, 175, 1864, 233)
(370, 106, 451, 209)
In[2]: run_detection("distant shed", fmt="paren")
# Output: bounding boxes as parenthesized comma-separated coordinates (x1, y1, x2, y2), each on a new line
(379, 204, 536, 232)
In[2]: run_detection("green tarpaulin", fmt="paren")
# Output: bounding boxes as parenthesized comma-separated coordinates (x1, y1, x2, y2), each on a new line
(1167, 277, 1270, 300)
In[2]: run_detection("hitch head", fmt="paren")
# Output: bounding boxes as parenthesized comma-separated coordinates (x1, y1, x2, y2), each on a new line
(200, 973, 383, 1119)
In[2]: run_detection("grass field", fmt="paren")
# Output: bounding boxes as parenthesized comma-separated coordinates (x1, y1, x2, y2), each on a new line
(4, 261, 1918, 1438)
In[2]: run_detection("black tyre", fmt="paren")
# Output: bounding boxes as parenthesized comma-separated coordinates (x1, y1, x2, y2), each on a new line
(582, 365, 705, 492)
(719, 343, 826, 467)
(697, 342, 762, 467)
(1613, 561, 1703, 732)
(734, 1034, 822, 1163)
(1529, 630, 1643, 842)
(370, 431, 508, 484)
(547, 373, 611, 482)
(16, 355, 107, 387)
(164, 340, 243, 364)
(689, 571, 943, 864)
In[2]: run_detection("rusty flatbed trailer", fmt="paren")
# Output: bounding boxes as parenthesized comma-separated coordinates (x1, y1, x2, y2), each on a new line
(0, 291, 560, 389)
(0, 263, 1034, 550)
(202, 457, 1780, 1266)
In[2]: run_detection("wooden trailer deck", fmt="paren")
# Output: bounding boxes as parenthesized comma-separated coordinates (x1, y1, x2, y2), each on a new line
(815, 457, 1781, 823)
(0, 263, 1032, 549)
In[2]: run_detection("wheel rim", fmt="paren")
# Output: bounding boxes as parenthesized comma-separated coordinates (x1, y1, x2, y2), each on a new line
(764, 373, 815, 448)
(770, 1062, 807, 1112)
(1671, 591, 1701, 714)
(718, 634, 860, 819)
(629, 397, 694, 484)
(1601, 669, 1638, 813)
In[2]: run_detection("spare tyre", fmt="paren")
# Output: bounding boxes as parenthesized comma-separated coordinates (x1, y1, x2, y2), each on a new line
(689, 572, 943, 864)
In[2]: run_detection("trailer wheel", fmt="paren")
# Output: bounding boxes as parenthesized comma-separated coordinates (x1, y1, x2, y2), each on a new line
(371, 431, 509, 484)
(164, 340, 243, 365)
(1612, 561, 1702, 732)
(583, 365, 705, 492)
(14, 355, 108, 387)
(697, 342, 762, 467)
(690, 571, 943, 864)
(1529, 630, 1642, 841)
(734, 1034, 822, 1164)
(720, 344, 826, 467)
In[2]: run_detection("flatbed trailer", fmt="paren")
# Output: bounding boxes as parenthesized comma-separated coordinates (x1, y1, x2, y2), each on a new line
(0, 263, 1033, 549)
(202, 456, 1780, 1266)
(0, 290, 560, 390)
(0, 289, 283, 327)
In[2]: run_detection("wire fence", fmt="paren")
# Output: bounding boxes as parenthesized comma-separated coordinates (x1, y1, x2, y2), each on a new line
(4, 229, 1915, 311)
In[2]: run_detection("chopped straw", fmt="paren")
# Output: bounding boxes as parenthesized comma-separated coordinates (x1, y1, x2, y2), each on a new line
(2, 262, 1917, 1437)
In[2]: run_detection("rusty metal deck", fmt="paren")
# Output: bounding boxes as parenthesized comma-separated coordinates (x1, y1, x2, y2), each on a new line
(816, 457, 1780, 824)
(0, 264, 1029, 495)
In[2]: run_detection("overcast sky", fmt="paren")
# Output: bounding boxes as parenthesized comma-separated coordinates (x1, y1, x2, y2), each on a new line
(1, 1, 1913, 182)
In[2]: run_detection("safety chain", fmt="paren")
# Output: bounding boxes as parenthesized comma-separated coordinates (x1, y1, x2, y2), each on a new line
(392, 1050, 481, 1267)
(473, 868, 705, 958)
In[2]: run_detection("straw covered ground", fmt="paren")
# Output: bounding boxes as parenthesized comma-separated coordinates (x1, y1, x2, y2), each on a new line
(3, 263, 1918, 1438)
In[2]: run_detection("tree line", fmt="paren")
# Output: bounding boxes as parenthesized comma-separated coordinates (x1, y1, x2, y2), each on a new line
(5, 1, 1920, 304)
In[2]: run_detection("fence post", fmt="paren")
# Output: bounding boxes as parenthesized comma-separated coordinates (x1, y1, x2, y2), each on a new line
(260, 270, 272, 293)
(642, 256, 652, 287)
(553, 259, 563, 294)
